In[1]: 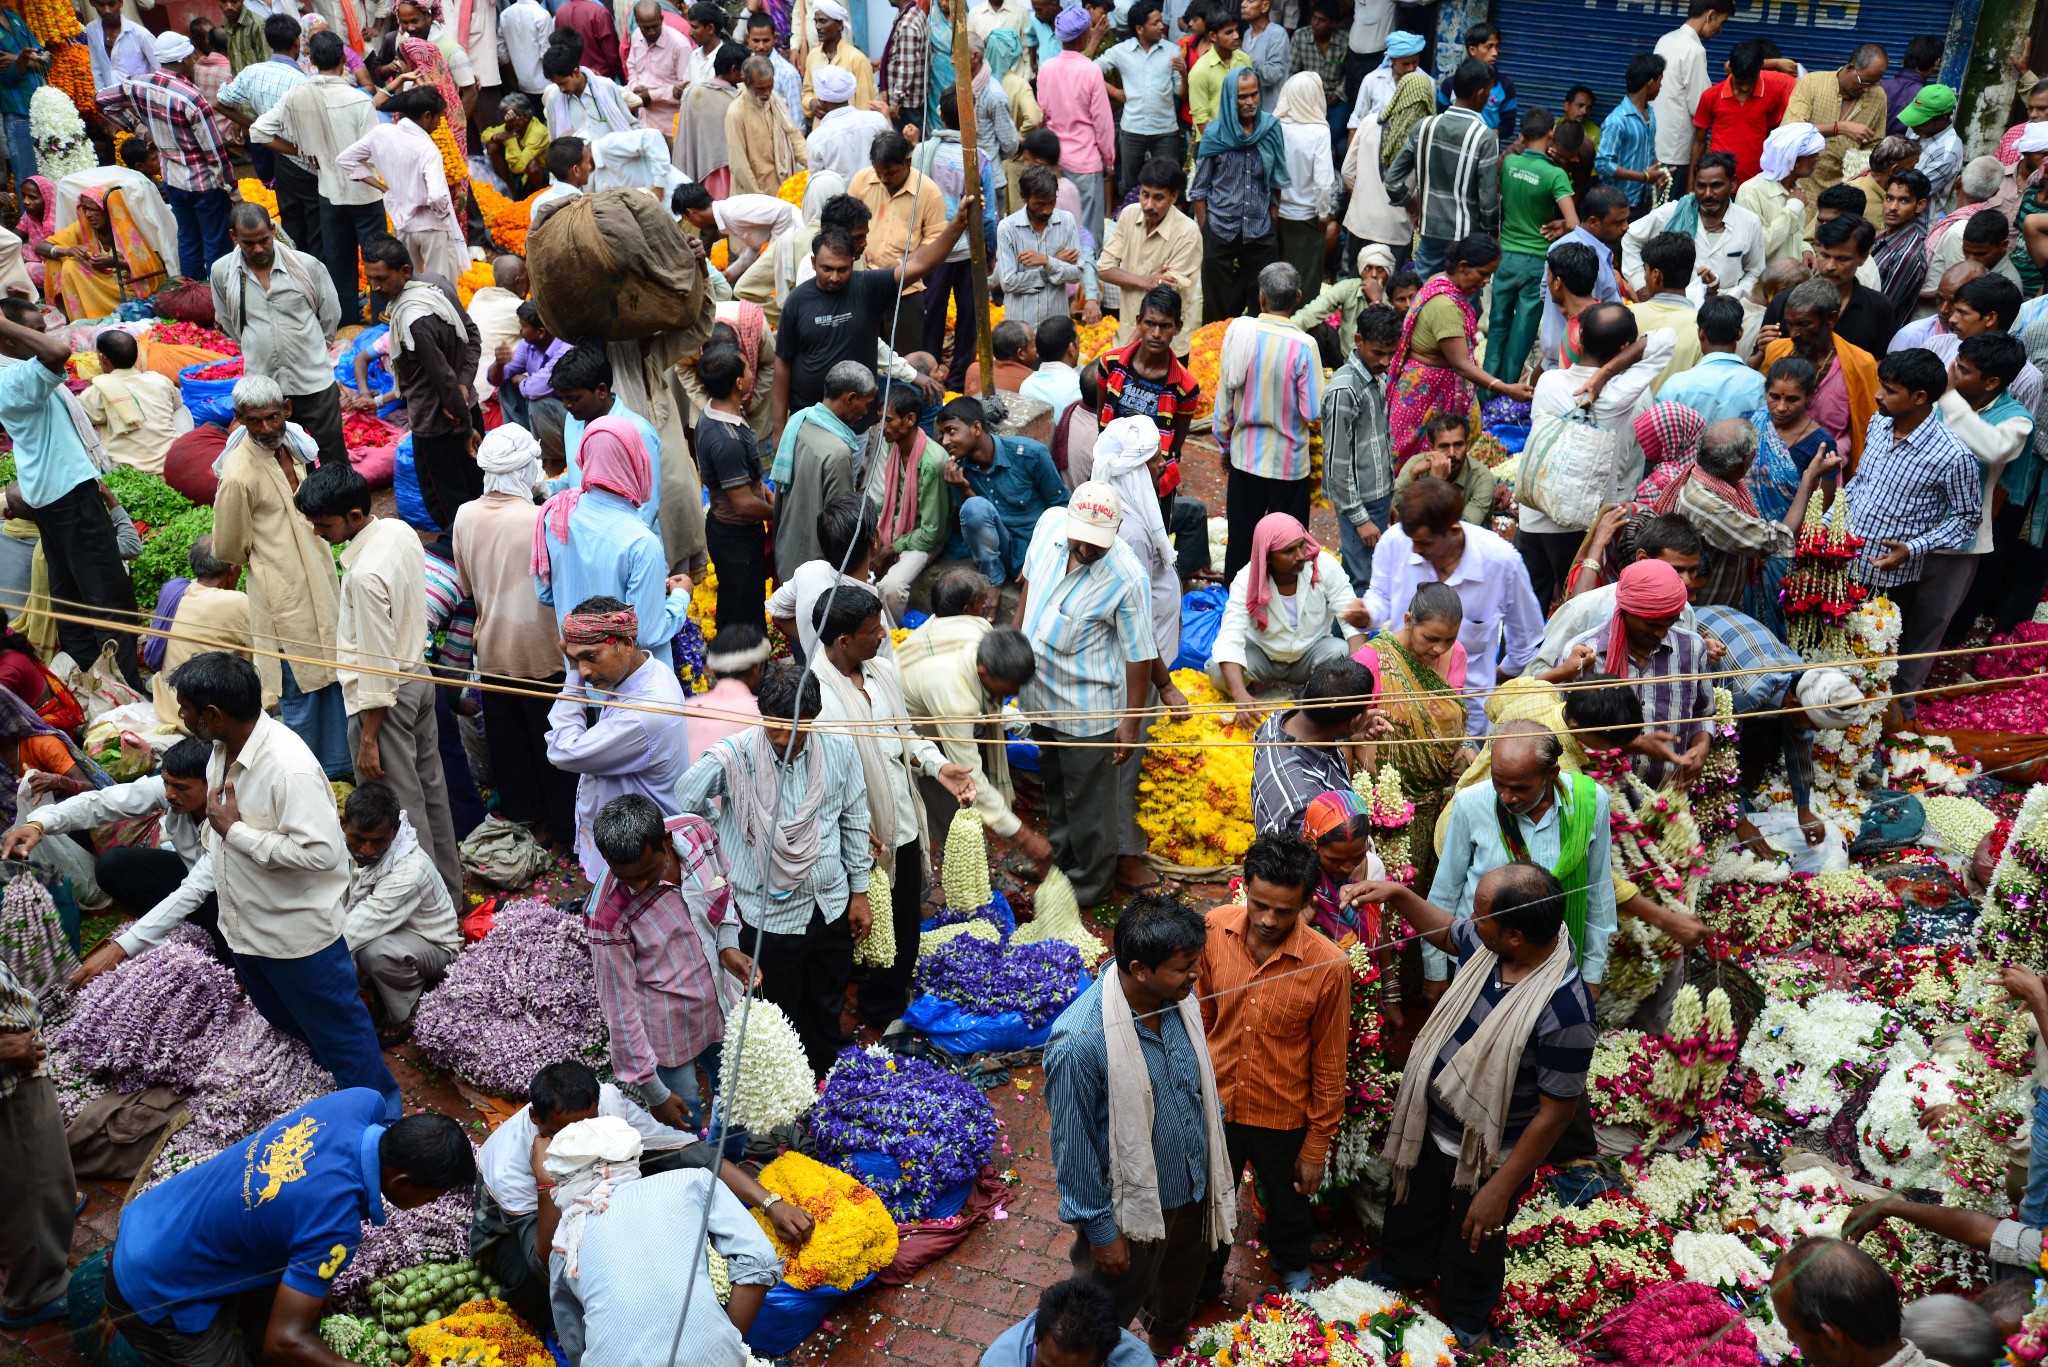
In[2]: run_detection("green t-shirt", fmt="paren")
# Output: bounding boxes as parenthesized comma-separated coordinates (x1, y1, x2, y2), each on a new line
(1499, 151, 1573, 258)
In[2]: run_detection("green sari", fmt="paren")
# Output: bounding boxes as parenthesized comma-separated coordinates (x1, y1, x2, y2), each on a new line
(1369, 632, 1468, 890)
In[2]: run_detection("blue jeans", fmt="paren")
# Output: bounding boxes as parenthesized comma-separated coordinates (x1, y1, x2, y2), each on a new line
(2023, 1084, 2048, 1227)
(956, 496, 1017, 585)
(1, 114, 35, 190)
(1413, 235, 1450, 277)
(237, 937, 401, 1118)
(1334, 492, 1392, 596)
(280, 659, 353, 779)
(656, 1041, 724, 1133)
(162, 184, 232, 282)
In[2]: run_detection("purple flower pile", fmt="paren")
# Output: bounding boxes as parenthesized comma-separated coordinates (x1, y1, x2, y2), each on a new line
(327, 1183, 477, 1312)
(0, 874, 76, 1013)
(924, 903, 1004, 933)
(180, 1006, 335, 1153)
(808, 1047, 997, 1221)
(411, 898, 606, 1096)
(50, 938, 241, 1092)
(915, 935, 1085, 1027)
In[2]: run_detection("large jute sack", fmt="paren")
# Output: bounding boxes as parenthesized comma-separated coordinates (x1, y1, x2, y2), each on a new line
(526, 189, 706, 344)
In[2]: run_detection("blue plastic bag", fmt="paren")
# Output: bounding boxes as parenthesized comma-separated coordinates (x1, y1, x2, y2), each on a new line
(336, 324, 404, 419)
(899, 967, 1091, 1055)
(919, 890, 1015, 938)
(1005, 737, 1039, 773)
(176, 361, 240, 427)
(393, 434, 442, 533)
(1174, 585, 1230, 671)
(841, 1150, 973, 1221)
(743, 1272, 878, 1357)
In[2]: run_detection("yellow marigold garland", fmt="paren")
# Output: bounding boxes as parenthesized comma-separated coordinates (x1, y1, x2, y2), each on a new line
(18, 0, 89, 112)
(471, 180, 540, 256)
(776, 171, 808, 205)
(1136, 668, 1255, 866)
(236, 177, 280, 220)
(403, 1299, 551, 1367)
(1183, 320, 1228, 422)
(750, 1152, 899, 1291)
(430, 120, 469, 199)
(455, 259, 494, 307)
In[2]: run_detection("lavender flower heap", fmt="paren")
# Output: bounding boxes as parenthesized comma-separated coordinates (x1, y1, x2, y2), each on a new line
(51, 938, 242, 1093)
(0, 874, 77, 1013)
(915, 934, 1085, 1027)
(412, 898, 606, 1095)
(809, 1046, 998, 1220)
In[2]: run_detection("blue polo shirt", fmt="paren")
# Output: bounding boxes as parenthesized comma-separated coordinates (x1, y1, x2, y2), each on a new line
(0, 355, 102, 511)
(114, 1090, 390, 1332)
(942, 435, 1068, 575)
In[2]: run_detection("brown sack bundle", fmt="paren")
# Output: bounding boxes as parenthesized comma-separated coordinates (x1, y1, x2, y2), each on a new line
(526, 188, 706, 343)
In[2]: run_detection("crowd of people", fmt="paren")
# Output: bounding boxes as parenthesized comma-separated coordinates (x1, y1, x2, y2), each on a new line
(0, 0, 2047, 1362)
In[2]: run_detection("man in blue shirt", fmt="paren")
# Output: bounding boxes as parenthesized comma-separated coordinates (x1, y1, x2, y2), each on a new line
(0, 7, 47, 192)
(937, 394, 1068, 585)
(979, 1279, 1156, 1367)
(1596, 53, 1670, 213)
(1657, 295, 1768, 422)
(1097, 0, 1184, 200)
(108, 1091, 474, 1367)
(542, 345, 664, 534)
(0, 298, 144, 687)
(1436, 21, 1516, 134)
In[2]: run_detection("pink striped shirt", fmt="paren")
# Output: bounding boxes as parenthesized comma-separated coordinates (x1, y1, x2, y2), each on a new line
(1035, 50, 1114, 173)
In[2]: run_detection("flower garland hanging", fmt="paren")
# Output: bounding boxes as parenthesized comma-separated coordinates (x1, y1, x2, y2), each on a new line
(749, 1152, 899, 1291)
(941, 804, 994, 912)
(1321, 938, 1400, 1194)
(1350, 762, 1416, 884)
(715, 997, 817, 1132)
(1583, 746, 1709, 905)
(1011, 865, 1108, 963)
(808, 1046, 997, 1221)
(1782, 489, 1867, 658)
(1980, 783, 2048, 968)
(27, 86, 93, 182)
(852, 863, 896, 968)
(1689, 687, 1743, 847)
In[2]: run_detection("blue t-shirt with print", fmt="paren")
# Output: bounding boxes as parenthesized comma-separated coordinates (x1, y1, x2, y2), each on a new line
(113, 1089, 390, 1332)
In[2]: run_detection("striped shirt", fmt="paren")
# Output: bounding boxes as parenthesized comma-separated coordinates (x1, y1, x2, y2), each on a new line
(421, 548, 476, 675)
(97, 72, 238, 193)
(1249, 709, 1351, 836)
(675, 730, 874, 935)
(1320, 353, 1393, 526)
(1691, 604, 1800, 716)
(1197, 904, 1351, 1163)
(217, 57, 311, 170)
(1215, 313, 1324, 481)
(1562, 621, 1715, 789)
(1044, 976, 1212, 1245)
(1423, 919, 1596, 1148)
(0, 958, 42, 1099)
(995, 208, 1095, 330)
(1846, 411, 1983, 588)
(1017, 507, 1158, 725)
(1384, 106, 1499, 243)
(588, 818, 741, 1097)
(1671, 476, 1794, 609)
(1594, 98, 1657, 208)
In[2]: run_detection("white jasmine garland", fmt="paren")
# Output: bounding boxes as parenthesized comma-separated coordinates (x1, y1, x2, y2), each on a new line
(1858, 1054, 1958, 1190)
(1740, 991, 1910, 1130)
(1921, 795, 1998, 859)
(715, 998, 816, 1131)
(1671, 1230, 1771, 1292)
(1709, 847, 1792, 885)
(28, 88, 94, 183)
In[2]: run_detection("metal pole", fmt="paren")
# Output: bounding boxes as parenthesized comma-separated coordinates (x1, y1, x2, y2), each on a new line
(947, 0, 997, 396)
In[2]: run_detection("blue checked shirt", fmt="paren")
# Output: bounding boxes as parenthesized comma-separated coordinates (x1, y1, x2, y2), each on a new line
(1595, 98, 1657, 208)
(1847, 411, 1983, 589)
(218, 57, 311, 171)
(1096, 35, 1180, 136)
(1692, 603, 1815, 809)
(1017, 508, 1157, 727)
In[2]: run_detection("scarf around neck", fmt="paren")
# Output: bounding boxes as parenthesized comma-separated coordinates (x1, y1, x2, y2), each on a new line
(1196, 68, 1291, 189)
(711, 726, 829, 896)
(877, 429, 929, 546)
(770, 401, 861, 487)
(809, 650, 922, 853)
(387, 278, 466, 362)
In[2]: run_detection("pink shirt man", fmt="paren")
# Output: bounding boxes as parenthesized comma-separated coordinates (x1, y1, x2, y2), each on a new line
(684, 677, 761, 768)
(626, 24, 694, 135)
(1035, 49, 1114, 173)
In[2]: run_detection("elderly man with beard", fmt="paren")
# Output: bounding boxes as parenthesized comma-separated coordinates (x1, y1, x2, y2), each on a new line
(726, 54, 807, 197)
(210, 374, 353, 778)
(211, 201, 346, 462)
(1756, 275, 1880, 465)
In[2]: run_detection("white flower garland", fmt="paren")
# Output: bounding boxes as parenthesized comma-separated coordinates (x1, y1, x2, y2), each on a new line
(715, 999, 816, 1132)
(1857, 1052, 1958, 1191)
(28, 87, 94, 183)
(1709, 847, 1792, 885)
(1739, 991, 1914, 1130)
(1920, 794, 1998, 860)
(1671, 1230, 1771, 1293)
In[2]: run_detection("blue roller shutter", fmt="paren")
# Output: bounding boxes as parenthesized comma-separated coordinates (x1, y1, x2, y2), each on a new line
(1490, 0, 1983, 135)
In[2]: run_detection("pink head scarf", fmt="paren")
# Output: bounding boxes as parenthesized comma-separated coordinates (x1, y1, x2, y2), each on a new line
(530, 415, 654, 583)
(14, 176, 54, 246)
(1243, 512, 1322, 632)
(1605, 558, 1689, 674)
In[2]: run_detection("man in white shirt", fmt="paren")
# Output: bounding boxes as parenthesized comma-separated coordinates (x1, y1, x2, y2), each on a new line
(168, 649, 402, 1117)
(1621, 151, 1765, 307)
(806, 64, 890, 182)
(672, 186, 802, 282)
(1, 737, 221, 983)
(339, 780, 461, 1040)
(1365, 476, 1543, 733)
(498, 0, 554, 95)
(84, 0, 158, 91)
(1519, 303, 1677, 607)
(211, 201, 346, 461)
(1019, 315, 1083, 413)
(1650, 0, 1733, 193)
(293, 460, 465, 910)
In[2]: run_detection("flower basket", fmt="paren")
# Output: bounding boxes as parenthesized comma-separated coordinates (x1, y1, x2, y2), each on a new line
(742, 1271, 878, 1357)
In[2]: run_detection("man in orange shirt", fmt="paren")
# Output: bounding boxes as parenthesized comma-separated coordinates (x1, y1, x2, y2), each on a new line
(1196, 832, 1350, 1295)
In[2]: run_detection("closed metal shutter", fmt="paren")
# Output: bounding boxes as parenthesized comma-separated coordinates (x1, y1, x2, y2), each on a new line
(1489, 0, 1983, 135)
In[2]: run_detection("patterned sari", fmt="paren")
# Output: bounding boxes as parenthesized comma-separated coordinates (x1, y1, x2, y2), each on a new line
(1387, 274, 1477, 458)
(49, 188, 166, 321)
(1368, 631, 1467, 891)
(1744, 410, 1833, 634)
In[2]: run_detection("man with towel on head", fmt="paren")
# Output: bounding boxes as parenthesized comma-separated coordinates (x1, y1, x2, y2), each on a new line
(801, 0, 875, 118)
(805, 64, 889, 181)
(1550, 557, 1714, 790)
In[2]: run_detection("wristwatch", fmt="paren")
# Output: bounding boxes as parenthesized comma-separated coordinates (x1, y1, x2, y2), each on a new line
(759, 1192, 783, 1211)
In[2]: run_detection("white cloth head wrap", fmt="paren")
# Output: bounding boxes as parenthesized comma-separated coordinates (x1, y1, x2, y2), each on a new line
(1357, 243, 1396, 274)
(813, 64, 856, 104)
(2019, 122, 2048, 156)
(812, 0, 849, 20)
(1796, 667, 1864, 731)
(544, 1117, 644, 1279)
(476, 423, 543, 500)
(153, 31, 195, 62)
(1091, 416, 1173, 572)
(1759, 122, 1825, 181)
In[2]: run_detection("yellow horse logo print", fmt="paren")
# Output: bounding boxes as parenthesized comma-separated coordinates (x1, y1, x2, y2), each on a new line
(252, 1116, 320, 1207)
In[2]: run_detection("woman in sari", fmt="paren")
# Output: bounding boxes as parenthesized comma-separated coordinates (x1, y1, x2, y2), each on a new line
(0, 680, 115, 908)
(1298, 788, 1386, 945)
(1386, 233, 1529, 458)
(0, 610, 83, 736)
(12, 175, 53, 296)
(1350, 580, 1470, 892)
(37, 187, 166, 321)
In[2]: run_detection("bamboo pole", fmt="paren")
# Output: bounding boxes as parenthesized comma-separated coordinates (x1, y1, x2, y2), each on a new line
(946, 0, 997, 397)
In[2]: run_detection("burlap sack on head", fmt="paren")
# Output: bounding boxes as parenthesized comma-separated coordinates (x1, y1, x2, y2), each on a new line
(527, 188, 707, 344)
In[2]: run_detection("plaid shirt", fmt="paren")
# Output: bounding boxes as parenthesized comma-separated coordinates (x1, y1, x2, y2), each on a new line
(218, 57, 312, 170)
(1250, 709, 1352, 836)
(881, 2, 926, 120)
(0, 958, 44, 1099)
(1385, 106, 1499, 242)
(1672, 477, 1794, 609)
(1320, 353, 1393, 527)
(1288, 25, 1344, 103)
(1563, 621, 1714, 789)
(98, 71, 237, 192)
(1847, 411, 1983, 588)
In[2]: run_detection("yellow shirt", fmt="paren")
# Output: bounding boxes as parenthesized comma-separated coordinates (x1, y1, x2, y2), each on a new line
(487, 118, 550, 174)
(1782, 71, 1887, 199)
(801, 42, 875, 117)
(1187, 48, 1250, 143)
(848, 165, 947, 293)
(1097, 202, 1203, 354)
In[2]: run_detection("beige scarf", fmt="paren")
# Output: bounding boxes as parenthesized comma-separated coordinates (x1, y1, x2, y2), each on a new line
(808, 651, 927, 853)
(1099, 963, 1236, 1250)
(729, 90, 804, 195)
(1382, 931, 1575, 1200)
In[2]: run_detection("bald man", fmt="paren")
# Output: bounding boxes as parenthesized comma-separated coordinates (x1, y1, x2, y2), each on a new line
(1767, 1237, 1929, 1367)
(1424, 720, 1617, 998)
(625, 0, 691, 135)
(467, 254, 529, 420)
(1888, 258, 1982, 352)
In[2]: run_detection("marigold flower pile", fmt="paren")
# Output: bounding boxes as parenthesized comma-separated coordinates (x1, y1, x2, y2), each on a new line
(750, 1152, 900, 1290)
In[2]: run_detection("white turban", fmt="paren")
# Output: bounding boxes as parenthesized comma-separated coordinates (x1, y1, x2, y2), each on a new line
(1090, 417, 1173, 579)
(812, 0, 849, 21)
(153, 31, 195, 62)
(1356, 243, 1396, 274)
(476, 422, 542, 500)
(2019, 122, 2048, 156)
(813, 63, 856, 104)
(1796, 667, 1864, 731)
(1759, 122, 1825, 182)
(544, 1117, 644, 1279)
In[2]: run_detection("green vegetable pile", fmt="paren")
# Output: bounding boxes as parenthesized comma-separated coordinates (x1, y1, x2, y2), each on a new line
(102, 468, 196, 533)
(361, 1261, 503, 1353)
(129, 506, 214, 611)
(317, 1313, 392, 1366)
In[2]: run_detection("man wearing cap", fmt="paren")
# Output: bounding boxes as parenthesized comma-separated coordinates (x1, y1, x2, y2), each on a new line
(1038, 4, 1114, 241)
(802, 0, 875, 118)
(96, 31, 240, 280)
(1015, 478, 1157, 909)
(545, 596, 693, 887)
(1899, 84, 1961, 215)
(805, 64, 891, 181)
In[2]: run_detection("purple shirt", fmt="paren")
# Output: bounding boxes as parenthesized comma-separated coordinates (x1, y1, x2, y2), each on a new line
(545, 653, 693, 883)
(502, 336, 568, 399)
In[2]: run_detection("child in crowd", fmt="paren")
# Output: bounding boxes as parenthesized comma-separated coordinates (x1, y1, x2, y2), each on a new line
(489, 301, 571, 469)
